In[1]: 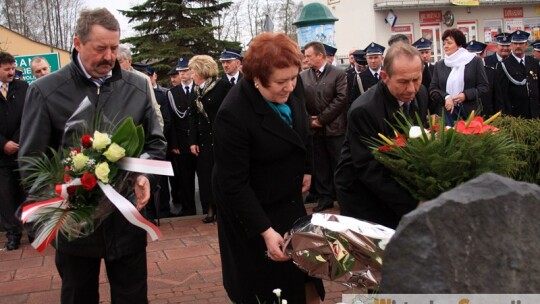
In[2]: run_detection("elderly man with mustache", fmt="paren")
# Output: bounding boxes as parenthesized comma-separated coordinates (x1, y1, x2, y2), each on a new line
(18, 8, 166, 304)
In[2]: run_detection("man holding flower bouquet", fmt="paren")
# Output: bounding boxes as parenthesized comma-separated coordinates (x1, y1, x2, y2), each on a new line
(18, 8, 166, 304)
(335, 42, 428, 229)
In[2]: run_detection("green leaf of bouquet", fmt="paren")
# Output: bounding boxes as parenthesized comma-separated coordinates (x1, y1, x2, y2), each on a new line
(110, 117, 139, 157)
(17, 148, 64, 196)
(133, 125, 145, 157)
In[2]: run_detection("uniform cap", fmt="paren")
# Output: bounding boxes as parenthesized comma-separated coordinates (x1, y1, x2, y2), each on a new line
(365, 42, 385, 56)
(219, 48, 243, 61)
(510, 30, 530, 43)
(175, 58, 190, 71)
(494, 32, 512, 46)
(412, 38, 432, 51)
(323, 44, 337, 56)
(466, 40, 488, 54)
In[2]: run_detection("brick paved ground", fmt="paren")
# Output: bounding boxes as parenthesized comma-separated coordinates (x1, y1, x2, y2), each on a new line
(0, 204, 364, 303)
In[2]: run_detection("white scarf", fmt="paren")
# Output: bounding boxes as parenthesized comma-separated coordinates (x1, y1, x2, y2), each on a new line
(444, 48, 475, 96)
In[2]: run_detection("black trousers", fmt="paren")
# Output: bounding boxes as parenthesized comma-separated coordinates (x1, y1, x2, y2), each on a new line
(55, 250, 148, 304)
(195, 145, 214, 214)
(170, 152, 197, 215)
(0, 166, 24, 233)
(312, 135, 344, 203)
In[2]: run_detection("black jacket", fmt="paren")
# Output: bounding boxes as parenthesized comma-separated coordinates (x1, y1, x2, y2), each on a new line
(18, 49, 166, 259)
(212, 78, 322, 303)
(495, 55, 540, 118)
(188, 78, 232, 148)
(335, 81, 428, 229)
(0, 79, 28, 167)
(168, 84, 195, 154)
(429, 56, 489, 117)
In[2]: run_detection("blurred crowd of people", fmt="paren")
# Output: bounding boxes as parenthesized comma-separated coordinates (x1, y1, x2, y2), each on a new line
(1, 7, 539, 301)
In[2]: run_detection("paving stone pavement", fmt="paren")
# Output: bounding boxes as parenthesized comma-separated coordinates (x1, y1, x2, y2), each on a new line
(0, 205, 363, 303)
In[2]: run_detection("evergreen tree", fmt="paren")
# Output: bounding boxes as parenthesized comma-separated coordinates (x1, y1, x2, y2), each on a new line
(120, 0, 240, 83)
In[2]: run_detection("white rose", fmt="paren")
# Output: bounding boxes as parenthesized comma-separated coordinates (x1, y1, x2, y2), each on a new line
(72, 153, 89, 171)
(409, 126, 423, 139)
(103, 143, 126, 162)
(92, 131, 111, 151)
(95, 162, 110, 183)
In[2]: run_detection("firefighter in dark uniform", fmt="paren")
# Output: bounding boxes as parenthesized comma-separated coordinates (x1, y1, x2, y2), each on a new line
(412, 38, 434, 90)
(346, 50, 367, 106)
(467, 40, 496, 116)
(495, 30, 540, 118)
(484, 32, 512, 69)
(359, 42, 385, 91)
(323, 44, 338, 65)
(167, 58, 198, 216)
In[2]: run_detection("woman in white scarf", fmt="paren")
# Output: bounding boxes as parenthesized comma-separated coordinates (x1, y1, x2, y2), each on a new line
(429, 29, 489, 125)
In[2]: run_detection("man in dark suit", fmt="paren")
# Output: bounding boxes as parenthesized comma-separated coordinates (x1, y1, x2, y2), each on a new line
(360, 42, 385, 91)
(219, 48, 243, 85)
(301, 41, 348, 212)
(0, 51, 28, 250)
(335, 43, 427, 229)
(412, 38, 434, 90)
(496, 30, 540, 118)
(484, 32, 512, 69)
(167, 59, 197, 216)
(467, 40, 496, 116)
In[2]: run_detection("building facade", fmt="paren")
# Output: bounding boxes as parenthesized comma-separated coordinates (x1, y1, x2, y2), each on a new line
(303, 0, 540, 63)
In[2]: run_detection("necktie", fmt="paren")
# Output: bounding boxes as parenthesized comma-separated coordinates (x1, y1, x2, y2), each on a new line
(185, 86, 190, 95)
(230, 77, 235, 85)
(314, 69, 321, 79)
(374, 72, 379, 80)
(91, 77, 106, 87)
(520, 59, 525, 67)
(401, 102, 410, 116)
(1, 83, 7, 99)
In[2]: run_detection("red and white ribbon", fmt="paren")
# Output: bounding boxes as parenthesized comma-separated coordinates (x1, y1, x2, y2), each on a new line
(23, 158, 172, 252)
(98, 182, 162, 240)
(119, 157, 174, 176)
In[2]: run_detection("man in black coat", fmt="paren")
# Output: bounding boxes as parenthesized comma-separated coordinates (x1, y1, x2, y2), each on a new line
(219, 48, 243, 85)
(19, 9, 166, 303)
(167, 59, 197, 216)
(495, 30, 540, 118)
(360, 42, 385, 91)
(335, 43, 427, 229)
(0, 51, 28, 250)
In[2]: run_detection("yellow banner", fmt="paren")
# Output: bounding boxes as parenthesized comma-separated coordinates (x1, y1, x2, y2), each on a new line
(451, 0, 479, 6)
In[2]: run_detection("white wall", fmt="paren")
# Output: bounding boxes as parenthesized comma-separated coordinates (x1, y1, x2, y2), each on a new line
(302, 0, 540, 59)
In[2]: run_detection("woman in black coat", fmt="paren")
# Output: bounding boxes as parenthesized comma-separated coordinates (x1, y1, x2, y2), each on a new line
(212, 33, 324, 303)
(429, 28, 489, 125)
(188, 55, 232, 223)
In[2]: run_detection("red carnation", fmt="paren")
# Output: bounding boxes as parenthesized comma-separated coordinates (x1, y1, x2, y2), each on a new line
(64, 173, 72, 183)
(81, 173, 97, 191)
(81, 134, 93, 148)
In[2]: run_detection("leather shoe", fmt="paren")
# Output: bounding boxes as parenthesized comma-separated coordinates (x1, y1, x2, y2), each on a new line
(312, 200, 334, 212)
(6, 235, 21, 251)
(304, 193, 318, 203)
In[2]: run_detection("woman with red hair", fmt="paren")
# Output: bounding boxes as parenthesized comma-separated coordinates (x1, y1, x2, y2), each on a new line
(212, 33, 324, 303)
